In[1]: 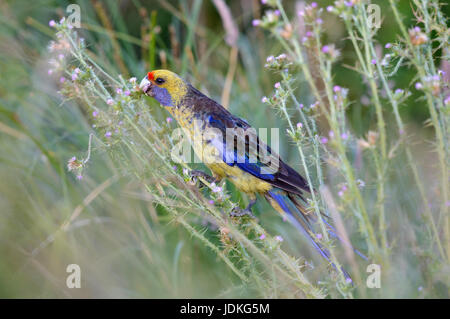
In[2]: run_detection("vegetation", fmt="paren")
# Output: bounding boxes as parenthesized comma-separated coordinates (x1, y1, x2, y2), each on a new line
(0, 0, 448, 298)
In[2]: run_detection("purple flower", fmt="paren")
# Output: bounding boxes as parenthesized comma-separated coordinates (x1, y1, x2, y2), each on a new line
(275, 235, 284, 242)
(346, 278, 353, 284)
(59, 77, 66, 83)
(105, 131, 112, 138)
(341, 132, 349, 140)
(296, 122, 303, 129)
(116, 88, 122, 94)
(166, 117, 173, 123)
(414, 26, 421, 32)
(322, 45, 330, 53)
(297, 10, 305, 17)
(76, 175, 83, 180)
(316, 233, 323, 240)
(311, 2, 317, 8)
(259, 234, 266, 240)
(328, 130, 335, 138)
(124, 90, 131, 96)
(333, 85, 341, 92)
(106, 98, 114, 105)
(261, 96, 268, 103)
(58, 53, 64, 61)
(327, 6, 334, 12)
(211, 183, 222, 193)
(371, 59, 377, 65)
(92, 111, 98, 117)
(415, 82, 423, 90)
(274, 10, 280, 16)
(299, 103, 304, 109)
(261, 0, 267, 4)
(395, 88, 404, 95)
(49, 20, 56, 27)
(344, 1, 354, 7)
(48, 69, 53, 75)
(274, 82, 281, 89)
(385, 43, 392, 49)
(316, 18, 323, 25)
(306, 31, 313, 37)
(71, 73, 78, 81)
(252, 19, 261, 26)
(338, 190, 344, 197)
(320, 137, 328, 144)
(445, 96, 450, 106)
(209, 200, 215, 205)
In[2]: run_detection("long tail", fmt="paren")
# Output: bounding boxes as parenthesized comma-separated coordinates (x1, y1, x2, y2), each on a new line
(265, 189, 357, 281)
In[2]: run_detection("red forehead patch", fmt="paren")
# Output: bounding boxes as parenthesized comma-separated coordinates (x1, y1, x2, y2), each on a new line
(147, 71, 154, 81)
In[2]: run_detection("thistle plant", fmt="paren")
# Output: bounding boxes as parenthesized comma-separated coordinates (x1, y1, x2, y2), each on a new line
(1, 0, 448, 299)
(254, 0, 449, 296)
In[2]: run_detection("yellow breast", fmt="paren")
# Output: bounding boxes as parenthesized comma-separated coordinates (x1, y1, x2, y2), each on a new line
(168, 106, 273, 195)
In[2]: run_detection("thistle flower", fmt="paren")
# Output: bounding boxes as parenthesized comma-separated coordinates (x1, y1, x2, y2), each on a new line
(67, 156, 82, 171)
(252, 19, 261, 26)
(444, 95, 450, 106)
(409, 27, 428, 46)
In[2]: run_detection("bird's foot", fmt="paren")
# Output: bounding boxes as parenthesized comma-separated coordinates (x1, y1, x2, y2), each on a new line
(230, 207, 256, 219)
(189, 170, 218, 188)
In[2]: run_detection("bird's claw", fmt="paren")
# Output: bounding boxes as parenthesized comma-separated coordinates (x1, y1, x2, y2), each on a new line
(189, 170, 217, 188)
(230, 207, 256, 219)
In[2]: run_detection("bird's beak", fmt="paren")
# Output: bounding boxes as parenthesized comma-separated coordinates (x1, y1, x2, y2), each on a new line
(139, 77, 154, 96)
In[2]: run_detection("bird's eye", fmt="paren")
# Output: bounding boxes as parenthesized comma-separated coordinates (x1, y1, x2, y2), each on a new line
(155, 77, 165, 85)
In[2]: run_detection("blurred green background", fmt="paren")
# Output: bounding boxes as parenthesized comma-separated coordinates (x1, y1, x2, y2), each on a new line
(0, 0, 448, 298)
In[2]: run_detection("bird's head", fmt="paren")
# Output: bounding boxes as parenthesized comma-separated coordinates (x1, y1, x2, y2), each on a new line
(139, 70, 188, 107)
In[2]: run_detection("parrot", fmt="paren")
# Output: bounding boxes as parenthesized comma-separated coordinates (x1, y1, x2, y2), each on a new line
(140, 69, 365, 281)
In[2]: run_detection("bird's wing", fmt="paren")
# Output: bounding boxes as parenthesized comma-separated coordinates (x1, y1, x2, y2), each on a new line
(204, 111, 310, 196)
